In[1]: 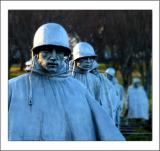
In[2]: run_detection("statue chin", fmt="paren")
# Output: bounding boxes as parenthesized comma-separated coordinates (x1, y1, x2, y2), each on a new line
(82, 66, 91, 71)
(45, 66, 59, 74)
(77, 64, 91, 71)
(77, 66, 89, 71)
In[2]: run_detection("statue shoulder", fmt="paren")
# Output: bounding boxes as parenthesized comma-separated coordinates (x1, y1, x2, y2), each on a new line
(67, 76, 88, 91)
(9, 73, 29, 85)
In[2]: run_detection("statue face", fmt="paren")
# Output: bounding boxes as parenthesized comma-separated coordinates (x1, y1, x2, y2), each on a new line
(133, 82, 140, 88)
(38, 48, 64, 73)
(107, 74, 113, 81)
(76, 57, 94, 71)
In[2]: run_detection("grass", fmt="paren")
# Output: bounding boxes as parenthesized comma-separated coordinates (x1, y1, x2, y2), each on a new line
(9, 65, 25, 79)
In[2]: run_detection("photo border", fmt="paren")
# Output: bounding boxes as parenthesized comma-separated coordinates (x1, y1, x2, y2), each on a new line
(1, 0, 159, 150)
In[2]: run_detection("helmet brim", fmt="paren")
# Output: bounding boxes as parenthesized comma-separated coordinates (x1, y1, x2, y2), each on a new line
(73, 55, 97, 61)
(32, 44, 71, 56)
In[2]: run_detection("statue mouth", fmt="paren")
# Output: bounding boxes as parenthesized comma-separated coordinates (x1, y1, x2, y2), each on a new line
(83, 64, 91, 68)
(47, 62, 58, 67)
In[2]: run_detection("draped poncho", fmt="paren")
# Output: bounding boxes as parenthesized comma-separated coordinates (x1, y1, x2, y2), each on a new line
(94, 73, 114, 119)
(71, 68, 101, 104)
(8, 60, 125, 141)
(127, 85, 149, 120)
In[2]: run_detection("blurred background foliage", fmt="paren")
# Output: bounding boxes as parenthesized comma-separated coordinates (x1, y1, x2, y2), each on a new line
(9, 10, 152, 94)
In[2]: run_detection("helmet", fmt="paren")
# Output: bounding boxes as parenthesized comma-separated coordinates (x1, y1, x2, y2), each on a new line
(105, 67, 116, 77)
(72, 42, 97, 61)
(32, 23, 71, 55)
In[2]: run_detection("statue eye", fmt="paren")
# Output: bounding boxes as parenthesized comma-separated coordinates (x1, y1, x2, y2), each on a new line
(42, 51, 50, 54)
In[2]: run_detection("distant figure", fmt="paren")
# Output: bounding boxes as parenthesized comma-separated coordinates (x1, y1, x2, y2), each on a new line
(105, 67, 121, 127)
(126, 77, 149, 120)
(25, 60, 32, 72)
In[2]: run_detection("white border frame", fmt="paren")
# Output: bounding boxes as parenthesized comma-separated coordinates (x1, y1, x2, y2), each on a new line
(1, 1, 159, 150)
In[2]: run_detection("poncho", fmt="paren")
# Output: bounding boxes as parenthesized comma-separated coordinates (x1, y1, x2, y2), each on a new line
(8, 60, 125, 140)
(93, 73, 114, 119)
(127, 85, 149, 120)
(105, 77, 121, 125)
(71, 67, 101, 104)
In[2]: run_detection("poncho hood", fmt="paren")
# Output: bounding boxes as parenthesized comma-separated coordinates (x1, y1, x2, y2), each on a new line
(32, 57, 69, 77)
(9, 60, 125, 141)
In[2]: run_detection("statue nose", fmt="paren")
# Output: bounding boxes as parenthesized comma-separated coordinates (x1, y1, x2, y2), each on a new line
(52, 50, 56, 57)
(86, 58, 91, 62)
(50, 50, 57, 59)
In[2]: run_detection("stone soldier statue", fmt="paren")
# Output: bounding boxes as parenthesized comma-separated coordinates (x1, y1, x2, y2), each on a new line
(126, 77, 149, 120)
(90, 60, 114, 120)
(9, 23, 125, 141)
(113, 77, 126, 127)
(105, 67, 121, 127)
(71, 42, 102, 104)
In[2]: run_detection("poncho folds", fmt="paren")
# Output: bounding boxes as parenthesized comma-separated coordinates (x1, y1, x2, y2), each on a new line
(71, 68, 102, 104)
(9, 61, 125, 141)
(94, 73, 114, 119)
